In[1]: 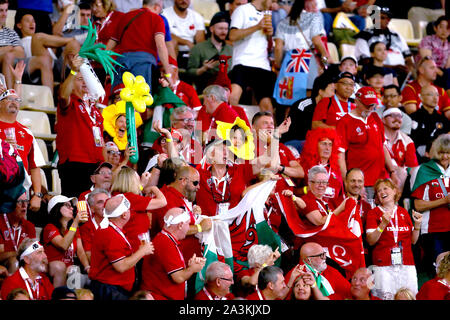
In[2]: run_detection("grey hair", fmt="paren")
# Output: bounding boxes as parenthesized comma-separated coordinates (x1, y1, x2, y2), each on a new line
(248, 244, 273, 268)
(203, 85, 228, 103)
(170, 106, 194, 124)
(429, 133, 450, 161)
(308, 165, 328, 181)
(87, 188, 111, 207)
(205, 261, 231, 282)
(258, 265, 283, 290)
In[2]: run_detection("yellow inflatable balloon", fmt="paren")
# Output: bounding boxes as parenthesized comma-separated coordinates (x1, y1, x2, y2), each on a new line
(132, 98, 146, 113)
(122, 72, 135, 88)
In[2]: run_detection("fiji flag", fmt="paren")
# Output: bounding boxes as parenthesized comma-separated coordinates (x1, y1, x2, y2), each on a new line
(273, 48, 312, 106)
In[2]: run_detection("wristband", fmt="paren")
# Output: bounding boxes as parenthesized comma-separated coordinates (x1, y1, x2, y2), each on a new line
(70, 69, 77, 76)
(163, 73, 171, 78)
(14, 80, 21, 84)
(292, 195, 296, 202)
(303, 186, 308, 194)
(377, 226, 384, 233)
(278, 165, 285, 174)
(262, 263, 267, 268)
(69, 227, 77, 232)
(196, 224, 202, 233)
(166, 138, 172, 142)
(311, 281, 317, 288)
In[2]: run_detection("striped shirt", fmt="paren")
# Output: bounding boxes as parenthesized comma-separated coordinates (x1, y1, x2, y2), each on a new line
(0, 26, 22, 47)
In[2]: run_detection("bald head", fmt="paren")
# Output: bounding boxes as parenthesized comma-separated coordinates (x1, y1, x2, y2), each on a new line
(420, 85, 439, 109)
(300, 242, 323, 260)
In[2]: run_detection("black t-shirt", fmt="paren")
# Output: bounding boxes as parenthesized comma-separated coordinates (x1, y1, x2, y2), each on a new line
(281, 97, 316, 142)
(410, 107, 450, 151)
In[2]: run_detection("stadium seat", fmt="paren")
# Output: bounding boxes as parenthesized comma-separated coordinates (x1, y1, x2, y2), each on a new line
(20, 84, 56, 114)
(51, 169, 62, 195)
(16, 110, 56, 141)
(339, 44, 356, 59)
(6, 9, 15, 29)
(40, 168, 48, 191)
(239, 105, 260, 124)
(388, 19, 420, 47)
(327, 42, 339, 63)
(36, 138, 50, 165)
(418, 20, 428, 38)
(192, 0, 220, 26)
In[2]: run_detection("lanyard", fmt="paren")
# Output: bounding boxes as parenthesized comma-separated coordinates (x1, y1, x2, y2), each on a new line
(3, 214, 21, 251)
(80, 99, 98, 125)
(109, 222, 132, 250)
(19, 267, 40, 300)
(256, 288, 264, 300)
(381, 206, 399, 244)
(96, 12, 113, 37)
(316, 199, 330, 215)
(334, 95, 351, 114)
(437, 178, 449, 196)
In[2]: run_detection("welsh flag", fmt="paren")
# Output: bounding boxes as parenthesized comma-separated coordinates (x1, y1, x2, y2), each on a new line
(409, 159, 443, 192)
(273, 48, 312, 106)
(275, 193, 365, 277)
(194, 218, 234, 294)
(217, 180, 282, 275)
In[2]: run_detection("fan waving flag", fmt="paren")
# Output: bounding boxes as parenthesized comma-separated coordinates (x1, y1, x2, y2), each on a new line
(216, 180, 282, 275)
(409, 159, 443, 192)
(194, 217, 234, 294)
(275, 193, 365, 277)
(273, 48, 312, 106)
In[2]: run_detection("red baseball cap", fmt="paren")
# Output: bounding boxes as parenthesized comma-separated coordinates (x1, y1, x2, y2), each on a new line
(355, 86, 378, 106)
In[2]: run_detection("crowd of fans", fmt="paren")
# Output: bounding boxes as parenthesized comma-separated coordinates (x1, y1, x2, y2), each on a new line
(0, 0, 449, 301)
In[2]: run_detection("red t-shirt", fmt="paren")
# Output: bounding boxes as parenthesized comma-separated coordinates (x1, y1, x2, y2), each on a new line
(196, 102, 250, 133)
(150, 185, 200, 262)
(365, 206, 415, 266)
(174, 81, 202, 109)
(89, 223, 135, 292)
(1, 268, 54, 300)
(246, 288, 266, 300)
(385, 132, 419, 168)
(411, 178, 450, 234)
(79, 218, 100, 253)
(337, 112, 387, 186)
(195, 163, 255, 216)
(111, 192, 152, 253)
(299, 192, 331, 229)
(140, 229, 186, 300)
(56, 94, 104, 164)
(313, 96, 356, 127)
(94, 11, 124, 45)
(42, 224, 79, 267)
(0, 215, 35, 252)
(401, 80, 450, 113)
(0, 120, 42, 172)
(111, 8, 165, 57)
(416, 277, 450, 300)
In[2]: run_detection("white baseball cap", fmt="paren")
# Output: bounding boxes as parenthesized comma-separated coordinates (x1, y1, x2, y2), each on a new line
(47, 195, 77, 213)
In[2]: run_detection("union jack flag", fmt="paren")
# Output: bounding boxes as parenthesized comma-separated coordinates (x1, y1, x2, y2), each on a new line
(285, 49, 312, 73)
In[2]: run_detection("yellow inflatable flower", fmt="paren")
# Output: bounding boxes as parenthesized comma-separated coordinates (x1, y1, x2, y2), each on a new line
(119, 72, 154, 113)
(216, 117, 255, 160)
(102, 103, 143, 151)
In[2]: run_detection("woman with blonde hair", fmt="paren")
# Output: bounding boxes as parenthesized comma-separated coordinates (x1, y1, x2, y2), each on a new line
(110, 166, 167, 253)
(366, 179, 423, 300)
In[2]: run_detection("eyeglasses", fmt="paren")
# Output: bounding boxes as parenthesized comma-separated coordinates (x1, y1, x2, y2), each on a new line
(310, 180, 328, 186)
(6, 97, 22, 103)
(174, 118, 195, 124)
(96, 170, 112, 176)
(62, 203, 73, 209)
(219, 277, 233, 282)
(107, 150, 121, 156)
(422, 93, 439, 97)
(180, 177, 199, 186)
(308, 252, 327, 259)
(337, 81, 355, 87)
(16, 200, 29, 206)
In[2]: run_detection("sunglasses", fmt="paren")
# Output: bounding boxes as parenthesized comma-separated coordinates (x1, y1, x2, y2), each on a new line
(107, 150, 121, 156)
(180, 177, 199, 186)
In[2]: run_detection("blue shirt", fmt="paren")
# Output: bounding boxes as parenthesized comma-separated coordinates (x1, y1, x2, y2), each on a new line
(18, 0, 53, 13)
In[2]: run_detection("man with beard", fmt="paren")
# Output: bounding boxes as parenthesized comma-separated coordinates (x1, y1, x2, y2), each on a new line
(382, 108, 419, 193)
(0, 88, 45, 212)
(1, 238, 54, 300)
(0, 192, 36, 274)
(151, 165, 212, 263)
(162, 0, 206, 69)
(56, 55, 105, 198)
(336, 86, 399, 200)
(285, 242, 351, 300)
(187, 11, 233, 93)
